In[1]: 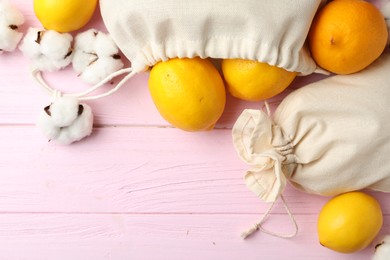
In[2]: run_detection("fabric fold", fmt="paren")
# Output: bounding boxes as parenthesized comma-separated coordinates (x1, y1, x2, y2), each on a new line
(100, 0, 322, 74)
(233, 50, 390, 200)
(232, 109, 290, 202)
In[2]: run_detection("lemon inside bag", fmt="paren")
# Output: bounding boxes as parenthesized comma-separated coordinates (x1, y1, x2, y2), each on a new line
(148, 58, 226, 131)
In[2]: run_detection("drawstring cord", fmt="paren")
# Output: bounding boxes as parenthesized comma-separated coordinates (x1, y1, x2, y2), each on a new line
(31, 67, 135, 101)
(241, 194, 298, 239)
(241, 100, 298, 240)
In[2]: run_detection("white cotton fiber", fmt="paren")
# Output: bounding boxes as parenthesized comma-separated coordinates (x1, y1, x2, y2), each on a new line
(72, 29, 124, 84)
(38, 113, 61, 141)
(73, 29, 96, 53)
(40, 30, 73, 61)
(19, 28, 73, 71)
(0, 0, 24, 25)
(373, 236, 390, 260)
(49, 96, 80, 127)
(0, 0, 24, 53)
(37, 96, 94, 145)
(94, 31, 120, 56)
(72, 49, 97, 73)
(55, 104, 93, 145)
(77, 56, 124, 84)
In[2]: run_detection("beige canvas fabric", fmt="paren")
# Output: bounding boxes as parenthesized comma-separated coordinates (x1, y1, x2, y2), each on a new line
(100, 0, 322, 74)
(232, 50, 390, 203)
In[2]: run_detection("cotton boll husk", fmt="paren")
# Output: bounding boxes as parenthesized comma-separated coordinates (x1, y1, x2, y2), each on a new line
(373, 236, 390, 260)
(55, 104, 94, 145)
(49, 97, 80, 128)
(79, 56, 124, 85)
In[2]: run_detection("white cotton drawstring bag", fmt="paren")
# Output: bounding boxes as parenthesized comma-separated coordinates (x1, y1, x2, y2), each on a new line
(233, 49, 390, 238)
(99, 0, 323, 75)
(34, 0, 325, 144)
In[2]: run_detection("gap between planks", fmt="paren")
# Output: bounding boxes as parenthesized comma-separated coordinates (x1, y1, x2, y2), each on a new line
(0, 124, 233, 130)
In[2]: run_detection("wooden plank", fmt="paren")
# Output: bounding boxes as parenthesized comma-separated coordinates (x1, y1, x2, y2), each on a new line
(1, 126, 390, 215)
(0, 213, 387, 260)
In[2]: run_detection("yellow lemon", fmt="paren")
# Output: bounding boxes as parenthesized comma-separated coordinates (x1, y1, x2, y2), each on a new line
(221, 59, 297, 101)
(318, 191, 383, 253)
(34, 0, 98, 32)
(148, 57, 226, 131)
(308, 0, 388, 74)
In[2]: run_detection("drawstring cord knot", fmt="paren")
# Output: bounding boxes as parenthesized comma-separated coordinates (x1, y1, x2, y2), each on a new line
(31, 67, 136, 144)
(240, 101, 298, 240)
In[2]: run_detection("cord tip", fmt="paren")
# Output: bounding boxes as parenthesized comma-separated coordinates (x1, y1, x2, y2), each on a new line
(241, 225, 259, 240)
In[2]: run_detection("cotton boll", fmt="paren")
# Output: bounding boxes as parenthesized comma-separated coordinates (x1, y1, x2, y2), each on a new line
(72, 49, 97, 74)
(40, 30, 73, 62)
(94, 31, 120, 56)
(48, 96, 80, 127)
(37, 111, 61, 140)
(73, 29, 97, 53)
(19, 28, 73, 72)
(55, 104, 93, 145)
(18, 28, 41, 57)
(373, 236, 390, 260)
(72, 29, 124, 85)
(37, 97, 94, 145)
(79, 56, 124, 84)
(0, 0, 24, 53)
(0, 22, 23, 52)
(0, 0, 24, 25)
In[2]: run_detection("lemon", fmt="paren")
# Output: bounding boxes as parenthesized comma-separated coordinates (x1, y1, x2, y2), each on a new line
(148, 57, 226, 131)
(318, 191, 383, 253)
(308, 0, 388, 74)
(34, 0, 98, 32)
(221, 59, 297, 101)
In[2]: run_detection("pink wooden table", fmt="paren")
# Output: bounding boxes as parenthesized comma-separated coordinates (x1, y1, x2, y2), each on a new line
(0, 1, 388, 259)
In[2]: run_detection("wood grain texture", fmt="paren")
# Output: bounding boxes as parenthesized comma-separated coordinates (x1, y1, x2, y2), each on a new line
(0, 0, 387, 259)
(0, 213, 388, 260)
(1, 126, 390, 216)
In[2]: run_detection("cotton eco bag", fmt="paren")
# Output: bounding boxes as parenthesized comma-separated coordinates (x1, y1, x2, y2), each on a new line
(100, 0, 323, 75)
(233, 50, 390, 229)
